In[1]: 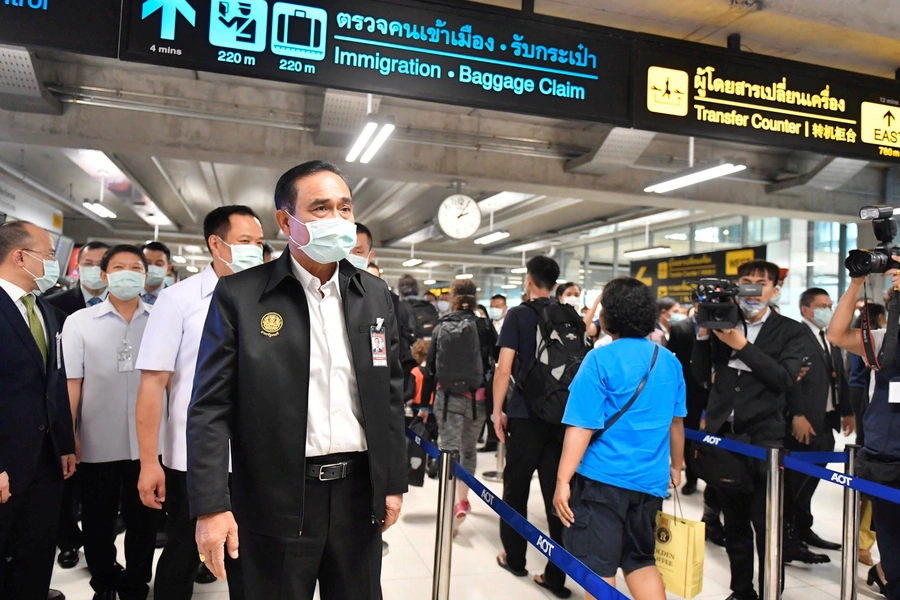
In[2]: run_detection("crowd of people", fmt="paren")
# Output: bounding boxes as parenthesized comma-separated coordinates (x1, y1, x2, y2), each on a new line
(0, 159, 898, 600)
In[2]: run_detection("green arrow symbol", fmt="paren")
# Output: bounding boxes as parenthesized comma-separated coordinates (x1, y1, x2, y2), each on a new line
(142, 0, 196, 41)
(885, 110, 896, 127)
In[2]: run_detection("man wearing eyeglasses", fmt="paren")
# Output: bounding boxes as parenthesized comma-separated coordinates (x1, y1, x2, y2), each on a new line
(0, 221, 76, 600)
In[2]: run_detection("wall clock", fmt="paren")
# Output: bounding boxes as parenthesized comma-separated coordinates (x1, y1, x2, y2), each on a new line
(436, 194, 481, 239)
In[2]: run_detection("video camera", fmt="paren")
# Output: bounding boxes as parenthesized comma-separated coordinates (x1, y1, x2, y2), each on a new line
(846, 206, 899, 277)
(694, 278, 763, 330)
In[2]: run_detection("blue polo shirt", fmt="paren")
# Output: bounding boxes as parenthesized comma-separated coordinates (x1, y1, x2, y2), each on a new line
(564, 337, 687, 498)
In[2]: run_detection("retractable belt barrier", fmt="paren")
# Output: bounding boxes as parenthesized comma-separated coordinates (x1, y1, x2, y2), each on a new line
(685, 428, 900, 505)
(405, 428, 629, 600)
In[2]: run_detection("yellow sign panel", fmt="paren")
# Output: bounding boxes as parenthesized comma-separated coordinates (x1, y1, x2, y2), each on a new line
(861, 101, 900, 149)
(635, 266, 653, 287)
(647, 66, 689, 117)
(725, 249, 756, 276)
(657, 262, 669, 279)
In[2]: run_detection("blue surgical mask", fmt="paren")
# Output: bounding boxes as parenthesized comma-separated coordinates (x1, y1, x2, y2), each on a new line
(739, 298, 765, 318)
(669, 313, 688, 323)
(22, 251, 60, 295)
(488, 307, 504, 321)
(164, 275, 175, 287)
(146, 265, 168, 287)
(80, 265, 106, 290)
(813, 307, 834, 330)
(217, 238, 264, 273)
(287, 213, 357, 264)
(107, 270, 146, 301)
(438, 300, 451, 313)
(347, 253, 370, 270)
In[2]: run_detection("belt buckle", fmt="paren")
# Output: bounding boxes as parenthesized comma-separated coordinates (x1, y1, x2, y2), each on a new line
(318, 461, 348, 481)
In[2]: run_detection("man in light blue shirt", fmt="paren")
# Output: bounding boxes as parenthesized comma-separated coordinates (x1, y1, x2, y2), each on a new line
(554, 277, 686, 600)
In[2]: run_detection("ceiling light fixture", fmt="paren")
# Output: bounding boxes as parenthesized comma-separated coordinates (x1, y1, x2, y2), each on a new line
(172, 255, 187, 264)
(186, 265, 200, 273)
(644, 162, 747, 194)
(346, 94, 395, 164)
(623, 246, 672, 259)
(423, 279, 437, 285)
(510, 267, 527, 274)
(402, 258, 423, 267)
(82, 201, 117, 219)
(500, 284, 518, 290)
(456, 273, 474, 280)
(474, 231, 510, 245)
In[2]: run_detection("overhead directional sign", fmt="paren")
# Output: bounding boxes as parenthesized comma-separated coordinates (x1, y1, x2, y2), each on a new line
(119, 0, 634, 125)
(0, 0, 121, 57)
(635, 40, 900, 162)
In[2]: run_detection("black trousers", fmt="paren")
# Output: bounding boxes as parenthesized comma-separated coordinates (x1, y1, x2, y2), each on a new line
(80, 460, 156, 600)
(785, 425, 835, 533)
(241, 458, 382, 600)
(56, 472, 83, 553)
(0, 437, 63, 600)
(501, 416, 566, 590)
(155, 467, 243, 600)
(872, 495, 900, 600)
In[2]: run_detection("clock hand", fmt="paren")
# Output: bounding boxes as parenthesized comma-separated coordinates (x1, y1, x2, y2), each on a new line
(457, 211, 470, 219)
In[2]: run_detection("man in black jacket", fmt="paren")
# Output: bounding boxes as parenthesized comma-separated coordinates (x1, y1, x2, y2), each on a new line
(0, 221, 76, 600)
(786, 288, 855, 554)
(692, 260, 806, 600)
(188, 161, 406, 599)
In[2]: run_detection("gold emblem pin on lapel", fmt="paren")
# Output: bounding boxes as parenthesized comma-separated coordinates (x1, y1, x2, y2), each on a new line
(261, 312, 283, 338)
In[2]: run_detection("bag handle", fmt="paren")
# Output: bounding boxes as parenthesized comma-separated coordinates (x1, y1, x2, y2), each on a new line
(591, 345, 659, 443)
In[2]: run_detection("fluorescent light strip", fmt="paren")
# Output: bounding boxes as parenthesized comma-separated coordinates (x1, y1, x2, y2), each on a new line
(623, 246, 672, 259)
(360, 123, 395, 164)
(510, 267, 528, 274)
(456, 273, 474, 280)
(473, 231, 511, 245)
(402, 258, 423, 267)
(82, 201, 117, 219)
(644, 164, 747, 194)
(172, 255, 187, 264)
(423, 279, 437, 285)
(500, 284, 518, 290)
(186, 265, 200, 273)
(346, 122, 378, 163)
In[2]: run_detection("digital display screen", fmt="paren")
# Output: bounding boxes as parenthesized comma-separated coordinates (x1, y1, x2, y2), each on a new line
(0, 0, 121, 58)
(119, 0, 633, 125)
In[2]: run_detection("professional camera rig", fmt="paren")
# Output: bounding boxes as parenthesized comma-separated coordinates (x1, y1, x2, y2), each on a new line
(693, 278, 763, 330)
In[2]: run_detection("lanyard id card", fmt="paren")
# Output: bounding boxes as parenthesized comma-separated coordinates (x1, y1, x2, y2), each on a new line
(117, 339, 134, 373)
(370, 317, 387, 368)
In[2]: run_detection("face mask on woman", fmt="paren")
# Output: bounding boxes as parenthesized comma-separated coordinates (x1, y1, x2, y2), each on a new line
(562, 296, 581, 309)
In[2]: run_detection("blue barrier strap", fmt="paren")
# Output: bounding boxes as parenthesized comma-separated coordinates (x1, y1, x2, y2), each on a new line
(684, 428, 768, 461)
(405, 428, 628, 600)
(789, 452, 848, 465)
(783, 456, 900, 505)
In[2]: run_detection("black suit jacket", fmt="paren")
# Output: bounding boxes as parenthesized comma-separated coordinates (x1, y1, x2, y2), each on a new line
(45, 285, 86, 317)
(668, 318, 710, 416)
(692, 310, 807, 443)
(0, 287, 74, 492)
(787, 323, 853, 435)
(187, 253, 407, 538)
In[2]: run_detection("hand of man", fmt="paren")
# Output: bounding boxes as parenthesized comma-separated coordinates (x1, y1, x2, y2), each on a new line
(62, 455, 76, 480)
(843, 415, 857, 436)
(670, 466, 682, 488)
(196, 511, 239, 581)
(138, 461, 167, 510)
(713, 328, 748, 351)
(553, 481, 574, 528)
(0, 472, 10, 504)
(792, 415, 816, 445)
(797, 365, 810, 381)
(383, 494, 403, 532)
(417, 410, 430, 424)
(493, 411, 508, 443)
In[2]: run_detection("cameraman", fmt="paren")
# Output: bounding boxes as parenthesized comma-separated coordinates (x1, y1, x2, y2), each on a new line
(828, 272, 900, 599)
(692, 260, 807, 600)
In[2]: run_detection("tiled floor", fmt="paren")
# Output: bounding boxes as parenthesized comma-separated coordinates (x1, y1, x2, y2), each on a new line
(51, 434, 884, 599)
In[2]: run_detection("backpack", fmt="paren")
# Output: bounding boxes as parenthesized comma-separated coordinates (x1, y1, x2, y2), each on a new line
(518, 300, 592, 424)
(434, 312, 484, 395)
(407, 299, 439, 340)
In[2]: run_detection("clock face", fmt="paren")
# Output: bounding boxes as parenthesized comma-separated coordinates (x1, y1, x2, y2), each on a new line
(437, 195, 482, 240)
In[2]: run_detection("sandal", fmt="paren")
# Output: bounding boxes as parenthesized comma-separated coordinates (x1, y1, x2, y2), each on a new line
(534, 574, 572, 598)
(496, 553, 528, 577)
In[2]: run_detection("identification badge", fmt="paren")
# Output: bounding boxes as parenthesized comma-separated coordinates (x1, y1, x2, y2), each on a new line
(117, 339, 134, 373)
(890, 379, 900, 404)
(370, 317, 387, 368)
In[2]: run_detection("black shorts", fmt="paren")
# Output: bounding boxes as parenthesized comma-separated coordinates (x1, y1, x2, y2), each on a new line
(562, 474, 662, 577)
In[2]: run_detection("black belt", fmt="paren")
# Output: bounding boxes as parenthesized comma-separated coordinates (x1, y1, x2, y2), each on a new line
(305, 458, 361, 481)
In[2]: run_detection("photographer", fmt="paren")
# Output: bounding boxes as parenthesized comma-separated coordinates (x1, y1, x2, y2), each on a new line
(691, 260, 807, 600)
(828, 272, 900, 599)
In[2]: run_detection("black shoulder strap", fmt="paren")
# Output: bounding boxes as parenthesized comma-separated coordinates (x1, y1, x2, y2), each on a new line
(591, 345, 660, 443)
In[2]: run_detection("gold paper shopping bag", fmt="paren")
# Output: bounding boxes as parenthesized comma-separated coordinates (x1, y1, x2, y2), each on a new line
(655, 511, 706, 599)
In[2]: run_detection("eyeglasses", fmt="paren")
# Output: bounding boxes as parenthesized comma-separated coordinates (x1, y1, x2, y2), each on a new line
(23, 249, 57, 260)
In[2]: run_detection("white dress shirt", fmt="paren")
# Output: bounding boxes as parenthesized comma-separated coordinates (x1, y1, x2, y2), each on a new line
(0, 277, 48, 345)
(803, 318, 836, 412)
(63, 299, 155, 463)
(727, 308, 771, 373)
(81, 284, 108, 306)
(135, 265, 218, 472)
(290, 255, 367, 458)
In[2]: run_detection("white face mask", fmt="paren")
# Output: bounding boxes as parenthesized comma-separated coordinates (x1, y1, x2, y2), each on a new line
(146, 265, 168, 287)
(347, 253, 370, 270)
(22, 251, 60, 295)
(217, 238, 264, 273)
(739, 298, 765, 318)
(562, 296, 581, 309)
(80, 265, 106, 290)
(107, 270, 146, 301)
(287, 213, 357, 264)
(438, 300, 451, 313)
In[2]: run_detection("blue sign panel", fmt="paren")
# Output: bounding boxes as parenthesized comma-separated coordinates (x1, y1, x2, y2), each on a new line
(120, 0, 633, 125)
(0, 0, 121, 58)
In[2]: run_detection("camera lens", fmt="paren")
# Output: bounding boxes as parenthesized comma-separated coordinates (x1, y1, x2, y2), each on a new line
(845, 250, 887, 277)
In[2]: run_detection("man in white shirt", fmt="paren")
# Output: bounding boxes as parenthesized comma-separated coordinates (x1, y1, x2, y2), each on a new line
(188, 161, 406, 599)
(0, 221, 76, 600)
(64, 245, 158, 600)
(135, 206, 264, 600)
(140, 241, 173, 306)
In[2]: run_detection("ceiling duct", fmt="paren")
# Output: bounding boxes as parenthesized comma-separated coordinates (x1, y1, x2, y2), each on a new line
(767, 156, 869, 193)
(315, 89, 382, 146)
(0, 45, 61, 115)
(565, 128, 657, 176)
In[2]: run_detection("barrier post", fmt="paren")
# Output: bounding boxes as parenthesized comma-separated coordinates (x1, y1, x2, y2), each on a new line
(482, 442, 505, 483)
(764, 447, 784, 600)
(841, 445, 860, 600)
(432, 449, 457, 600)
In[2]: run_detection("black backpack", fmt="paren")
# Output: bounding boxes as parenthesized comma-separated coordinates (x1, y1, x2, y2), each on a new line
(407, 299, 439, 340)
(518, 300, 592, 424)
(434, 312, 485, 395)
